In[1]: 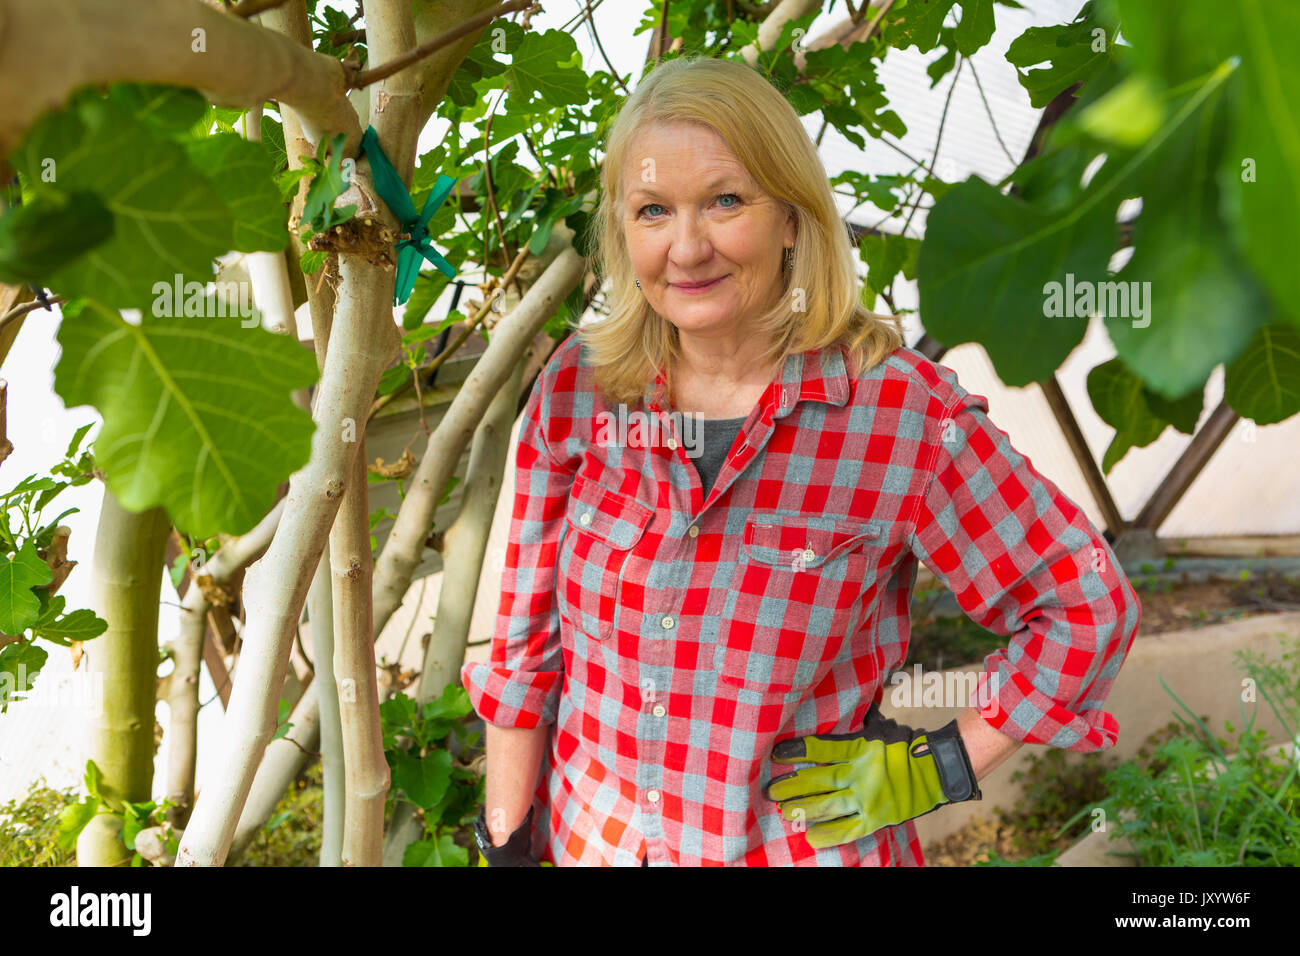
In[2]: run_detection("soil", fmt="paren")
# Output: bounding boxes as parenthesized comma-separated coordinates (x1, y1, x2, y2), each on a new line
(924, 816, 1025, 867)
(922, 569, 1300, 866)
(1131, 569, 1300, 635)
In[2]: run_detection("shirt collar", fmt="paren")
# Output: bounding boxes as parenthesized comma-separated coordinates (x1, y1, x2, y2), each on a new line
(644, 344, 850, 418)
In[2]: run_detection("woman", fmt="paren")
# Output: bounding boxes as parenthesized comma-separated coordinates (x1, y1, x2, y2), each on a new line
(462, 55, 1142, 866)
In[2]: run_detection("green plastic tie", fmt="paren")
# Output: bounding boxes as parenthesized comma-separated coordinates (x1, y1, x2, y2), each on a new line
(359, 124, 458, 306)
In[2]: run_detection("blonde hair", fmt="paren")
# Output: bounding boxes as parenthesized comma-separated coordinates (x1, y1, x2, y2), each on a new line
(583, 54, 904, 408)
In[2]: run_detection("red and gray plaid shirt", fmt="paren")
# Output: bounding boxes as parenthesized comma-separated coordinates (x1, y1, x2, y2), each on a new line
(462, 332, 1142, 866)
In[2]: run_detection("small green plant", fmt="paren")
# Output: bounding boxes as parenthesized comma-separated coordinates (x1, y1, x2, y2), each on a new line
(1056, 637, 1300, 865)
(298, 131, 356, 236)
(994, 719, 1185, 861)
(380, 682, 484, 866)
(1131, 574, 1174, 594)
(237, 760, 324, 867)
(55, 759, 180, 866)
(271, 696, 294, 742)
(0, 423, 106, 713)
(0, 777, 79, 866)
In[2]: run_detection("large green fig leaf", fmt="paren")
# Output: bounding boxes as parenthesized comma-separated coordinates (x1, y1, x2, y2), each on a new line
(0, 190, 113, 285)
(1103, 74, 1271, 400)
(1117, 0, 1300, 327)
(12, 95, 232, 308)
(917, 53, 1238, 387)
(1223, 324, 1300, 425)
(0, 541, 53, 635)
(184, 134, 288, 252)
(1087, 358, 1201, 474)
(54, 299, 318, 538)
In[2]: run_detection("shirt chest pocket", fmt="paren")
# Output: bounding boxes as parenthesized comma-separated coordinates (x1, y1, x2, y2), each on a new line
(716, 514, 884, 695)
(556, 475, 655, 641)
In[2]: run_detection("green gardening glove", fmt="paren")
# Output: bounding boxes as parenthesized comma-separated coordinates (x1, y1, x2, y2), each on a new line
(764, 702, 981, 849)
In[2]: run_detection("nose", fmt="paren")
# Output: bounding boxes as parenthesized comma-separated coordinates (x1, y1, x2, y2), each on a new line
(668, 208, 714, 271)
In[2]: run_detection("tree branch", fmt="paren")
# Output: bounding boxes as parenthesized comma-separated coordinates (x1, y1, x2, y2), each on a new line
(737, 0, 821, 68)
(370, 241, 586, 636)
(174, 187, 402, 866)
(0, 294, 63, 337)
(167, 497, 286, 830)
(0, 381, 11, 470)
(414, 0, 509, 132)
(229, 0, 289, 18)
(350, 0, 537, 88)
(0, 0, 361, 156)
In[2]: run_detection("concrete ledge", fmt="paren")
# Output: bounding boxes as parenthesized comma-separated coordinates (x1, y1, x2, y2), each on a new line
(1054, 811, 1138, 866)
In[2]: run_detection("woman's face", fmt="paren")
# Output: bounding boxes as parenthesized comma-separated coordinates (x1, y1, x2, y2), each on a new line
(622, 120, 796, 343)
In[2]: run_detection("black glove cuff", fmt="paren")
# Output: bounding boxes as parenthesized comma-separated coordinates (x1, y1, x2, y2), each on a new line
(474, 805, 538, 866)
(924, 719, 982, 804)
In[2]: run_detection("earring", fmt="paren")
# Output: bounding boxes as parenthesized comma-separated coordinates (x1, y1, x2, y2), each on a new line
(784, 246, 794, 270)
(636, 278, 641, 289)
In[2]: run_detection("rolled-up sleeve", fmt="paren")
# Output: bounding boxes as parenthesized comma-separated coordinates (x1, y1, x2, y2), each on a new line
(461, 372, 575, 729)
(906, 379, 1141, 753)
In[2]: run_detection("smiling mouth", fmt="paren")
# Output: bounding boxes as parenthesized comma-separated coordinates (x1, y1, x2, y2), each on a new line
(672, 276, 727, 292)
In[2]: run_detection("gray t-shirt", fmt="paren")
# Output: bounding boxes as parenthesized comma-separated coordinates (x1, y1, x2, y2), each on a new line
(689, 415, 748, 498)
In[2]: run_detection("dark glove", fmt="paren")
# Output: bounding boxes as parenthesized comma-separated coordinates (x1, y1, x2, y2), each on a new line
(473, 806, 543, 867)
(764, 701, 981, 849)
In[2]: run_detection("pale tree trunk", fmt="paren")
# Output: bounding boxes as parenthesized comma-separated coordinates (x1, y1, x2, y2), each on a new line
(331, 434, 388, 865)
(382, 351, 525, 864)
(177, 0, 427, 867)
(77, 488, 170, 866)
(174, 254, 400, 866)
(418, 354, 524, 701)
(315, 0, 414, 869)
(258, 0, 340, 341)
(243, 102, 298, 335)
(229, 243, 585, 861)
(166, 497, 286, 830)
(0, 283, 33, 368)
(307, 552, 344, 865)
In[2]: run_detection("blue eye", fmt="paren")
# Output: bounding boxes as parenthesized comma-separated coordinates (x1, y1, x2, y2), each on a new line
(717, 193, 740, 207)
(639, 203, 665, 218)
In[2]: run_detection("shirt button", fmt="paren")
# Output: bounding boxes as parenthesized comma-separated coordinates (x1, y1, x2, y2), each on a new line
(661, 615, 674, 629)
(652, 704, 666, 717)
(803, 548, 816, 563)
(667, 438, 678, 450)
(579, 511, 592, 526)
(688, 525, 699, 538)
(647, 790, 661, 804)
